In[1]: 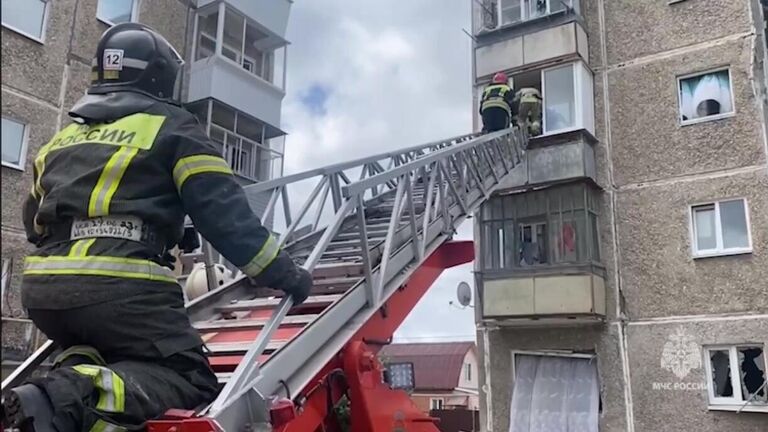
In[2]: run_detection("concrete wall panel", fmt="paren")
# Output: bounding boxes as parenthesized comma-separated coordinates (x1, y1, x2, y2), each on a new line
(475, 36, 523, 78)
(608, 38, 766, 186)
(523, 23, 576, 65)
(603, 0, 752, 65)
(616, 169, 768, 319)
(627, 319, 768, 432)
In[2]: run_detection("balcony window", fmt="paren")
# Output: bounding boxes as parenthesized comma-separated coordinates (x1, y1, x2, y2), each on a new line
(1, 0, 48, 42)
(481, 183, 601, 271)
(498, 0, 575, 28)
(187, 100, 283, 182)
(97, 0, 139, 26)
(194, 5, 279, 84)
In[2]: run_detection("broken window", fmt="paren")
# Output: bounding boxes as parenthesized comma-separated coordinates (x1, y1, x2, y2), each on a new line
(706, 345, 767, 407)
(480, 183, 601, 271)
(678, 69, 734, 124)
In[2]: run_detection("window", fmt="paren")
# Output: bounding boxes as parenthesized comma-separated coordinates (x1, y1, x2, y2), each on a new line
(97, 0, 139, 25)
(1, 259, 10, 315)
(678, 69, 734, 125)
(193, 5, 277, 83)
(2, 118, 28, 170)
(465, 363, 472, 381)
(429, 398, 444, 410)
(705, 345, 767, 412)
(510, 353, 599, 432)
(1, 0, 48, 42)
(502, 61, 594, 136)
(481, 183, 601, 271)
(690, 199, 751, 258)
(498, 0, 574, 27)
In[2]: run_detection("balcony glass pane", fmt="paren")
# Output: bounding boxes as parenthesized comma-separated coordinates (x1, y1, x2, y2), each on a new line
(500, 0, 522, 26)
(223, 9, 245, 63)
(720, 200, 749, 249)
(195, 9, 219, 61)
(544, 64, 575, 133)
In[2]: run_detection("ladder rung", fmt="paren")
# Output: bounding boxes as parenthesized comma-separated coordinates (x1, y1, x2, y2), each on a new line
(313, 262, 364, 279)
(206, 340, 286, 355)
(194, 314, 317, 332)
(216, 294, 343, 313)
(216, 372, 232, 384)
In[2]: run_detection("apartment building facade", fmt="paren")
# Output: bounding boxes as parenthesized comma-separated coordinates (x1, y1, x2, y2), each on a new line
(1, 0, 291, 362)
(470, 1, 768, 431)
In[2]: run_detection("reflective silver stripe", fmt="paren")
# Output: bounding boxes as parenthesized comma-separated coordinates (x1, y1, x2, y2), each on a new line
(100, 371, 115, 411)
(240, 235, 280, 277)
(172, 155, 233, 190)
(122, 57, 148, 70)
(24, 256, 177, 283)
(72, 365, 125, 413)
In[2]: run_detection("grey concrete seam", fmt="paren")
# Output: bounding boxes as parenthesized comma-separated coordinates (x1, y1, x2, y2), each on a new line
(1, 86, 59, 112)
(605, 31, 754, 73)
(617, 165, 766, 191)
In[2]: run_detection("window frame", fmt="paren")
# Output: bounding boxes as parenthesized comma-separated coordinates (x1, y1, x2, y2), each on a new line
(96, 0, 141, 27)
(703, 344, 768, 412)
(496, 0, 574, 29)
(676, 67, 736, 127)
(1, 0, 50, 44)
(465, 363, 472, 382)
(689, 198, 752, 258)
(1, 117, 30, 171)
(429, 397, 445, 411)
(541, 61, 594, 136)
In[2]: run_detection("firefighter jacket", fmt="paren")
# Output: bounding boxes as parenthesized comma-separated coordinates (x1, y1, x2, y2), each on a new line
(21, 92, 292, 309)
(480, 83, 515, 116)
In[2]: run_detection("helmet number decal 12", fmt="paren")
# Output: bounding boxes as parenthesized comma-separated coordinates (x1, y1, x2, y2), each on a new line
(103, 49, 124, 71)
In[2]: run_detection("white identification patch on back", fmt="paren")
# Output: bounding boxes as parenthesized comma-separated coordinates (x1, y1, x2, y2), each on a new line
(103, 49, 124, 71)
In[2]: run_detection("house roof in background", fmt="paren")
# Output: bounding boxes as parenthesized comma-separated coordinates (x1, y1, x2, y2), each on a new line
(379, 342, 475, 391)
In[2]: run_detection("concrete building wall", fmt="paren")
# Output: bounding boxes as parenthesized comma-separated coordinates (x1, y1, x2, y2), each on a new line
(1, 0, 192, 357)
(474, 0, 768, 431)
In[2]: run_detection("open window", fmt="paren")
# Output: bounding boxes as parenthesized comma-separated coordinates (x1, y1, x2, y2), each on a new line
(704, 345, 767, 412)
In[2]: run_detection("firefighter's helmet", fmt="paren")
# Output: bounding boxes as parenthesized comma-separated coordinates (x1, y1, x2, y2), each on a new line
(492, 72, 508, 84)
(89, 22, 184, 103)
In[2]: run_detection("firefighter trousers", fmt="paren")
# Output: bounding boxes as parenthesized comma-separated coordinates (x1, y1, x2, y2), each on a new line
(25, 290, 218, 432)
(481, 107, 510, 133)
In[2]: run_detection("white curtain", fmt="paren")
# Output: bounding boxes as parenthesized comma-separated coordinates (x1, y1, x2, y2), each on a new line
(508, 355, 599, 432)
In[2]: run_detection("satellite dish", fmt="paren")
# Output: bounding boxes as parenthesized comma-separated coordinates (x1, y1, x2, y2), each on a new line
(456, 281, 472, 307)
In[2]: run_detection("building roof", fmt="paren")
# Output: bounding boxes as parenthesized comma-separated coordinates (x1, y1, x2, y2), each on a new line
(378, 342, 475, 391)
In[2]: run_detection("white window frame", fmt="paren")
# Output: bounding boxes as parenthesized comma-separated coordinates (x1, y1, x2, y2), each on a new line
(465, 363, 472, 381)
(1, 117, 30, 171)
(689, 198, 752, 258)
(703, 345, 768, 413)
(1, 0, 50, 44)
(541, 61, 594, 136)
(429, 398, 444, 410)
(677, 67, 736, 127)
(1, 259, 10, 315)
(496, 0, 573, 28)
(96, 0, 141, 27)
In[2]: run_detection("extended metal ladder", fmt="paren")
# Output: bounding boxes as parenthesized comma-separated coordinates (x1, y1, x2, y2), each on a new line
(1, 127, 527, 431)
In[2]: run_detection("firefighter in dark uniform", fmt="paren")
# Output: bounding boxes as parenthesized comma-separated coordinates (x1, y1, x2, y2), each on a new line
(3, 23, 312, 432)
(480, 72, 515, 133)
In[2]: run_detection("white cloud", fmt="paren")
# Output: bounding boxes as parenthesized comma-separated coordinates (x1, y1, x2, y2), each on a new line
(283, 0, 478, 342)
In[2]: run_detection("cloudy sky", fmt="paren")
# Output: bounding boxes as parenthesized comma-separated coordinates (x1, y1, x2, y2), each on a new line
(281, 1, 477, 342)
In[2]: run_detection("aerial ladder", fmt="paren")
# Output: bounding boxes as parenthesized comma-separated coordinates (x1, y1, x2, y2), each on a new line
(2, 127, 527, 431)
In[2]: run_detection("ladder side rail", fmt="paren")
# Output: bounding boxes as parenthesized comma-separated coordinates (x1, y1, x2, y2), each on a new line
(1, 340, 56, 393)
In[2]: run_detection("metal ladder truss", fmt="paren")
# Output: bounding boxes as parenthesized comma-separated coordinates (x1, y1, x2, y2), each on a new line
(1, 127, 527, 431)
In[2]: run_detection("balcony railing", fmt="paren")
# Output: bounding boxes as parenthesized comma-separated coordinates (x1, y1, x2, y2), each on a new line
(209, 124, 282, 182)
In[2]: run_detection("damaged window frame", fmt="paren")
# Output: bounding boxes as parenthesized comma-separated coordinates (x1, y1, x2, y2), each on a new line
(676, 67, 736, 127)
(703, 344, 768, 413)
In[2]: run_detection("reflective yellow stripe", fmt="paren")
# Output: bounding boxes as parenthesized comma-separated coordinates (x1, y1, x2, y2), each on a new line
(33, 154, 46, 199)
(88, 147, 140, 217)
(173, 155, 233, 191)
(72, 365, 125, 416)
(54, 345, 106, 367)
(240, 235, 280, 277)
(24, 256, 177, 284)
(68, 239, 97, 257)
(481, 100, 512, 114)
